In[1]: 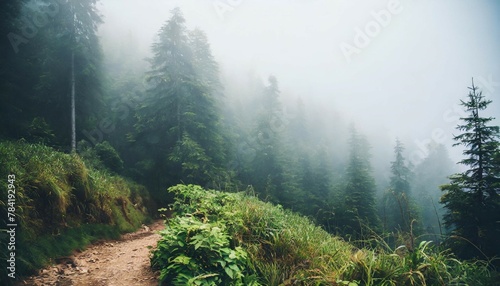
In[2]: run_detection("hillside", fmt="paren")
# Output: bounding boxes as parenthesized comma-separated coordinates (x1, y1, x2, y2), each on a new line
(151, 184, 497, 285)
(0, 141, 152, 282)
(0, 141, 497, 285)
(2, 1, 500, 284)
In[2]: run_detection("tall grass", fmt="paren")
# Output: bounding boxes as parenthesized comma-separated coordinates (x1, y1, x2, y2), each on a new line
(163, 184, 497, 285)
(0, 140, 151, 282)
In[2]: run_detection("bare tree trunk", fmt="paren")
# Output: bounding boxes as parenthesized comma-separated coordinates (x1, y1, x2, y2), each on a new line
(177, 100, 181, 141)
(71, 51, 76, 152)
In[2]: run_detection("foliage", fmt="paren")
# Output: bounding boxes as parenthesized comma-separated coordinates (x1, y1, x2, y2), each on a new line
(1, 0, 105, 149)
(412, 144, 455, 241)
(440, 80, 500, 260)
(0, 140, 151, 281)
(236, 75, 306, 211)
(26, 117, 56, 145)
(336, 127, 380, 238)
(168, 133, 213, 183)
(94, 141, 124, 173)
(3, 4, 500, 284)
(129, 8, 230, 203)
(155, 184, 497, 285)
(152, 216, 258, 285)
(77, 140, 125, 174)
(152, 184, 260, 285)
(382, 139, 420, 234)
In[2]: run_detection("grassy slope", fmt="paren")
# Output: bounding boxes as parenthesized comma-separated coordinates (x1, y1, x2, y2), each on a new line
(153, 184, 497, 286)
(0, 141, 151, 281)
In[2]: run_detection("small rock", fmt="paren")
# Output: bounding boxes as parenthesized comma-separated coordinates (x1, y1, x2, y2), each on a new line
(56, 256, 77, 267)
(56, 277, 73, 286)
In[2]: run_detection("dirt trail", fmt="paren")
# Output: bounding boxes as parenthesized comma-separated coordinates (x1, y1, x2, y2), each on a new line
(18, 220, 165, 286)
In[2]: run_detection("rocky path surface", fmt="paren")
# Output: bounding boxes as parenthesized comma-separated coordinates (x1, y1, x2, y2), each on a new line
(18, 220, 164, 286)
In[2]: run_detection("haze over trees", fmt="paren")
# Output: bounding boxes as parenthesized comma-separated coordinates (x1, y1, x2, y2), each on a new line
(382, 139, 419, 235)
(335, 126, 380, 238)
(1, 1, 500, 283)
(413, 144, 455, 240)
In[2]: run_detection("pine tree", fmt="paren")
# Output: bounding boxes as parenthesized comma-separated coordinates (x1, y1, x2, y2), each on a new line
(441, 79, 500, 259)
(1, 0, 104, 148)
(249, 76, 285, 201)
(306, 147, 335, 230)
(61, 0, 103, 151)
(189, 28, 221, 93)
(383, 139, 419, 233)
(238, 75, 301, 208)
(339, 126, 380, 237)
(132, 8, 227, 200)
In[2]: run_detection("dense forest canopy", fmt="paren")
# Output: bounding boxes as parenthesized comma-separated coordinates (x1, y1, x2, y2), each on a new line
(1, 0, 500, 282)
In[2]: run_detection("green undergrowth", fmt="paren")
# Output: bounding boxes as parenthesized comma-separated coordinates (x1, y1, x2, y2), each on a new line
(0, 140, 152, 282)
(152, 184, 497, 285)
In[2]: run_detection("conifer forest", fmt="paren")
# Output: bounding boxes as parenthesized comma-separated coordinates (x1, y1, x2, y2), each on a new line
(1, 1, 499, 285)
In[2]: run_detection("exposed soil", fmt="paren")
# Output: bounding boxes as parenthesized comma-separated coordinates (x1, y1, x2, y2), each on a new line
(18, 220, 165, 286)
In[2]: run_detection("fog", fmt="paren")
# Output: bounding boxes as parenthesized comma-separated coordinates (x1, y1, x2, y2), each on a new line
(98, 0, 500, 169)
(4, 1, 500, 274)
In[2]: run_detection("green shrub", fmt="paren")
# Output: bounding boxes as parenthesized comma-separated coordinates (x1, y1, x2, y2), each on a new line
(160, 184, 498, 286)
(78, 140, 124, 174)
(152, 215, 260, 285)
(94, 141, 124, 173)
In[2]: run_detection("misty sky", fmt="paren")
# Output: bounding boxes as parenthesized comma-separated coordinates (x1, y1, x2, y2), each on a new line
(98, 0, 500, 165)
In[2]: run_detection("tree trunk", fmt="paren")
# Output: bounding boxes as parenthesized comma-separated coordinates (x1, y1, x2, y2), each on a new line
(71, 50, 76, 152)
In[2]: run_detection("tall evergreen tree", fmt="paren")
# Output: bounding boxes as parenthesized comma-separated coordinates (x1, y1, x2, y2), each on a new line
(441, 79, 500, 259)
(338, 126, 380, 237)
(189, 28, 221, 93)
(132, 8, 227, 201)
(236, 75, 300, 208)
(1, 0, 104, 149)
(58, 0, 103, 150)
(247, 76, 285, 201)
(306, 147, 336, 229)
(383, 139, 418, 233)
